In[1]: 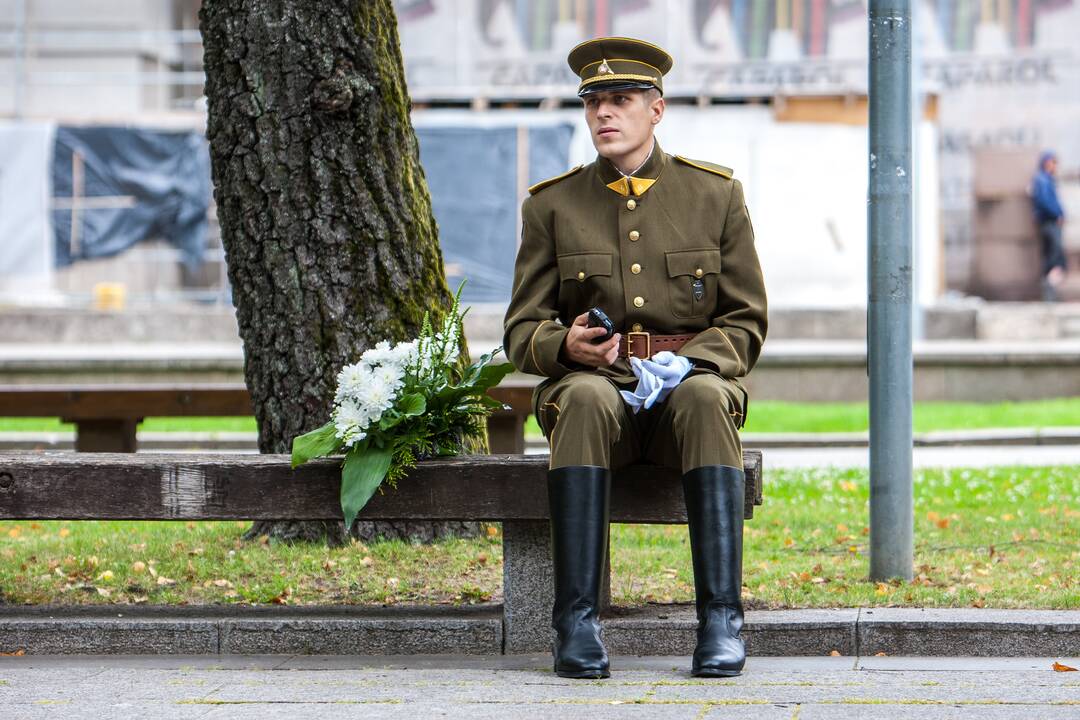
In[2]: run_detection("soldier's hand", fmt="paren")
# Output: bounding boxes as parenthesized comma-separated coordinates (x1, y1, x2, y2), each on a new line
(564, 311, 621, 367)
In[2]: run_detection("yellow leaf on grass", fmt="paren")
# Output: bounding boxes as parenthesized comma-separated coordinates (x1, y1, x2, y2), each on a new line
(1052, 661, 1077, 672)
(132, 561, 146, 574)
(784, 537, 794, 547)
(59, 528, 70, 538)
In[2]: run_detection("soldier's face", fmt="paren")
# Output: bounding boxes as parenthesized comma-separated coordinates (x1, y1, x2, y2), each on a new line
(583, 89, 664, 162)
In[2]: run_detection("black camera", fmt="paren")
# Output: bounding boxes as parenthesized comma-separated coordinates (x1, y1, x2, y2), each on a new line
(586, 307, 614, 343)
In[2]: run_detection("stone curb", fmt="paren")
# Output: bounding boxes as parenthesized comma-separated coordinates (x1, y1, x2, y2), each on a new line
(0, 605, 1075, 657)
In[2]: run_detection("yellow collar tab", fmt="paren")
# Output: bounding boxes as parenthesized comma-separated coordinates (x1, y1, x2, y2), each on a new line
(605, 176, 657, 196)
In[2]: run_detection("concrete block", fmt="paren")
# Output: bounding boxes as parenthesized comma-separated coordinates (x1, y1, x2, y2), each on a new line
(502, 520, 553, 653)
(501, 519, 612, 654)
(976, 303, 1058, 341)
(858, 608, 1080, 656)
(924, 306, 976, 339)
(603, 606, 858, 657)
(218, 611, 501, 655)
(0, 617, 217, 655)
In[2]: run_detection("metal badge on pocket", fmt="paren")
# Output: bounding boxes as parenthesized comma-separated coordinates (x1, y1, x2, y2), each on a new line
(691, 278, 705, 301)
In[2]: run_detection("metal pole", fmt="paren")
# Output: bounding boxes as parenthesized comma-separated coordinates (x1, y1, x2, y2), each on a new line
(867, 0, 913, 581)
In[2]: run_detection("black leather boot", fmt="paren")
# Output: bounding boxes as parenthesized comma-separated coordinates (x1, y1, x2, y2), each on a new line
(682, 464, 746, 677)
(547, 465, 611, 679)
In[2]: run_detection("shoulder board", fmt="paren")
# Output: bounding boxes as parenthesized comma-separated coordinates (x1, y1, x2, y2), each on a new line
(528, 165, 584, 195)
(674, 155, 734, 179)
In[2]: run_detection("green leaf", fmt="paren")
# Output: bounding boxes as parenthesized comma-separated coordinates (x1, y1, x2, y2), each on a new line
(290, 422, 341, 469)
(340, 444, 394, 529)
(400, 393, 426, 416)
(474, 362, 516, 390)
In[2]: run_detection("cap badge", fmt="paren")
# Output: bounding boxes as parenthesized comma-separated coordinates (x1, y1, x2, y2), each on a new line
(598, 60, 614, 75)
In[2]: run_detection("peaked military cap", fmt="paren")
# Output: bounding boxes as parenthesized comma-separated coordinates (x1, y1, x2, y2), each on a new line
(567, 36, 673, 97)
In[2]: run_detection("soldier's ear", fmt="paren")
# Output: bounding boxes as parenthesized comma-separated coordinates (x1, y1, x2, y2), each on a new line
(651, 96, 665, 124)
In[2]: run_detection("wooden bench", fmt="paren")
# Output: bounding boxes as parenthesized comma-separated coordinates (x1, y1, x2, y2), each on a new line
(0, 451, 762, 652)
(0, 383, 536, 455)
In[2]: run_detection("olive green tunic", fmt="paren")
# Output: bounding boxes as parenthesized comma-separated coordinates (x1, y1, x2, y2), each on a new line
(502, 139, 768, 471)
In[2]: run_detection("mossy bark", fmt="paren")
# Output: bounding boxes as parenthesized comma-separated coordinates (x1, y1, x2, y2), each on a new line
(199, 0, 486, 546)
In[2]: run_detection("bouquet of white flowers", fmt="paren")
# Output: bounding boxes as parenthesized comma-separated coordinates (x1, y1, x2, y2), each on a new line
(290, 282, 514, 528)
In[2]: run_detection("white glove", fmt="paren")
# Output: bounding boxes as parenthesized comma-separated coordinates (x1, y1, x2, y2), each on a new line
(619, 352, 693, 413)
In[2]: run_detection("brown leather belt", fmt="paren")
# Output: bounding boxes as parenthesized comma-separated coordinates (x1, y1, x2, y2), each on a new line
(618, 331, 697, 360)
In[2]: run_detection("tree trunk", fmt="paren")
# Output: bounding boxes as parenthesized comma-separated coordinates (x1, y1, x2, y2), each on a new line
(199, 0, 486, 546)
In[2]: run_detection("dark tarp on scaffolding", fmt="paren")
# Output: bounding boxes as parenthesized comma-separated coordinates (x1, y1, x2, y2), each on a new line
(52, 125, 211, 271)
(417, 123, 574, 303)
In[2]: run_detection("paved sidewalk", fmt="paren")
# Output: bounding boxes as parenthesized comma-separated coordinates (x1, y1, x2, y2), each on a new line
(1, 654, 1077, 719)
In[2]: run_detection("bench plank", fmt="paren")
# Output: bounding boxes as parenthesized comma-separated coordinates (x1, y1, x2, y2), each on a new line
(0, 452, 762, 522)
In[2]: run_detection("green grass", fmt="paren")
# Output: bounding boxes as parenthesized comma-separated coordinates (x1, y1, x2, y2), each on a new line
(2, 397, 1079, 436)
(0, 417, 258, 433)
(521, 398, 1080, 436)
(2, 466, 1075, 609)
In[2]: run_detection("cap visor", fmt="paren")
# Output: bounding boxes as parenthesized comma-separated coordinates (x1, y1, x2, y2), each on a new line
(578, 80, 659, 97)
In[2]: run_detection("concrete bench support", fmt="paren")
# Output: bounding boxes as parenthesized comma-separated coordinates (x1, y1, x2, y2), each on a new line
(502, 520, 613, 653)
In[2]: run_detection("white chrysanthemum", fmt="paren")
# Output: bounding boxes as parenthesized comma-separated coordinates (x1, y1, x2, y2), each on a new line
(333, 397, 370, 444)
(359, 339, 395, 368)
(373, 363, 404, 390)
(335, 362, 373, 405)
(389, 340, 417, 368)
(355, 376, 397, 417)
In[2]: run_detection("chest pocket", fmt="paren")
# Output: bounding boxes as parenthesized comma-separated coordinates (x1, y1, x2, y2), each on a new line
(665, 248, 721, 319)
(557, 252, 612, 311)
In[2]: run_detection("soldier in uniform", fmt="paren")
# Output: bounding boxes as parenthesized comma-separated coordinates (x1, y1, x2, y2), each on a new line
(502, 37, 768, 678)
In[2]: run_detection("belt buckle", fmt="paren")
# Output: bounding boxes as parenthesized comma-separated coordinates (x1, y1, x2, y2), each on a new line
(626, 331, 651, 360)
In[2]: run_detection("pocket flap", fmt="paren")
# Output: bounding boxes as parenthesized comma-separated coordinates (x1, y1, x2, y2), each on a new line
(665, 248, 722, 278)
(558, 252, 613, 281)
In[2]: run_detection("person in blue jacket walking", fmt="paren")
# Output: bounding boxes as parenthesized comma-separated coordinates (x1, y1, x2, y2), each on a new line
(1031, 151, 1067, 301)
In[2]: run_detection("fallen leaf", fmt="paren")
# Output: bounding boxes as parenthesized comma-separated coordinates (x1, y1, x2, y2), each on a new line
(829, 650, 841, 656)
(58, 528, 70, 538)
(96, 587, 111, 597)
(156, 576, 177, 586)
(1052, 661, 1077, 672)
(875, 651, 887, 657)
(132, 561, 146, 574)
(212, 579, 233, 588)
(0, 649, 26, 656)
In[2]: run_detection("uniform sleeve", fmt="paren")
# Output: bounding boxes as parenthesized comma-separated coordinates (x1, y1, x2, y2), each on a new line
(502, 195, 586, 379)
(677, 178, 768, 379)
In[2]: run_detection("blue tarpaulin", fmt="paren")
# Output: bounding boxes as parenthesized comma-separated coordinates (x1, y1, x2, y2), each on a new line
(417, 124, 574, 303)
(52, 126, 211, 271)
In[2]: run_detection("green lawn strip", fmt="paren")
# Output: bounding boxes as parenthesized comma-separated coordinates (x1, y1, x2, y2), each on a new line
(0, 417, 258, 433)
(2, 466, 1075, 608)
(3, 397, 1080, 436)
